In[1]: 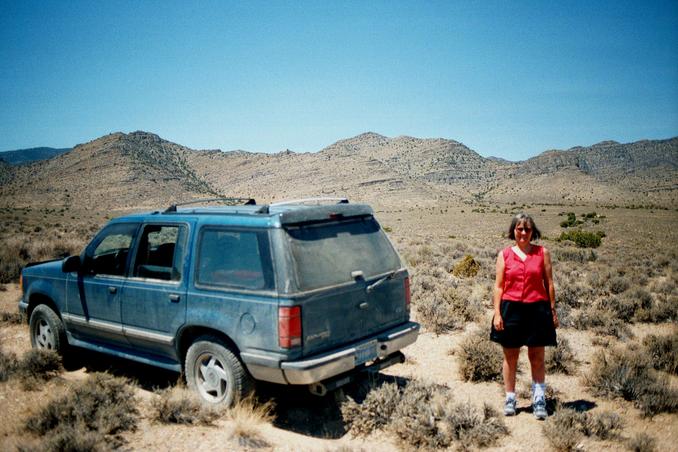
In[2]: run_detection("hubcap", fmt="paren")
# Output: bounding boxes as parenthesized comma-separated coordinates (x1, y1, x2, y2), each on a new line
(195, 353, 230, 403)
(35, 319, 54, 349)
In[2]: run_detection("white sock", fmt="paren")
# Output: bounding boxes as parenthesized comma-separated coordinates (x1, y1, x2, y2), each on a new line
(506, 392, 516, 401)
(533, 382, 546, 401)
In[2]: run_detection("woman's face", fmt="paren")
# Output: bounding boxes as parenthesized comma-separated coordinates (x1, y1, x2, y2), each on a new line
(514, 220, 533, 245)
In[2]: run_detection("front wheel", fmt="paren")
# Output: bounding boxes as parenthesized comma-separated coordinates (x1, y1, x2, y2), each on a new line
(185, 336, 254, 406)
(29, 304, 67, 355)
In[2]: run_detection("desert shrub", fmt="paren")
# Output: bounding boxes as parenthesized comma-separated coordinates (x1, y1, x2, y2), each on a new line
(40, 423, 102, 452)
(0, 310, 25, 325)
(389, 382, 507, 449)
(542, 408, 624, 450)
(608, 276, 630, 294)
(17, 349, 62, 389)
(452, 255, 480, 278)
(457, 332, 502, 382)
(643, 332, 678, 374)
(627, 432, 657, 452)
(26, 372, 138, 448)
(343, 380, 507, 449)
(585, 347, 678, 417)
(0, 348, 18, 382)
(151, 388, 220, 425)
(571, 307, 632, 339)
(584, 411, 624, 440)
(546, 337, 577, 375)
(542, 408, 586, 451)
(341, 382, 401, 435)
(553, 248, 597, 263)
(560, 212, 579, 228)
(557, 230, 602, 248)
(597, 296, 639, 322)
(416, 287, 481, 334)
(558, 285, 583, 308)
(0, 235, 82, 283)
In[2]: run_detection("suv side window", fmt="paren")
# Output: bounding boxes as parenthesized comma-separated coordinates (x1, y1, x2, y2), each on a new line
(132, 224, 187, 281)
(87, 223, 138, 276)
(196, 228, 274, 291)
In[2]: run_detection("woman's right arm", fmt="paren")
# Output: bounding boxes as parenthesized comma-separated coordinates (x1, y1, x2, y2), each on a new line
(493, 252, 505, 331)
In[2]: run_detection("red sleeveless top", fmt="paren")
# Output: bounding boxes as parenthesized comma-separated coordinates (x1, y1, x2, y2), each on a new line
(502, 245, 549, 303)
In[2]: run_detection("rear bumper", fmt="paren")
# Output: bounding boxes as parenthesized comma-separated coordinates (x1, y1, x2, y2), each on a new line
(279, 321, 419, 385)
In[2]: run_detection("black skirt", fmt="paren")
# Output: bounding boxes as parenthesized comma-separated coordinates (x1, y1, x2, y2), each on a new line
(490, 300, 557, 348)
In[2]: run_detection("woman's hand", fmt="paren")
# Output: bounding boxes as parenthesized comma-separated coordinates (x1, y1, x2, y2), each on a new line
(552, 307, 559, 329)
(493, 312, 504, 331)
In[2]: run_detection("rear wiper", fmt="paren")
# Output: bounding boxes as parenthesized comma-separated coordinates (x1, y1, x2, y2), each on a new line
(366, 271, 397, 293)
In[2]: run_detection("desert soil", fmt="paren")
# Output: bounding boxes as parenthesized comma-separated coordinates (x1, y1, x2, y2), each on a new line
(1, 203, 677, 451)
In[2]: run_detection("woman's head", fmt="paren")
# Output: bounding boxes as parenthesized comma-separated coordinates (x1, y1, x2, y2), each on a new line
(508, 213, 541, 242)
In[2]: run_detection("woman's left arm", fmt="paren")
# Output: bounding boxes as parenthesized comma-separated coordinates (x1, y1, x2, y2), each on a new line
(543, 248, 559, 328)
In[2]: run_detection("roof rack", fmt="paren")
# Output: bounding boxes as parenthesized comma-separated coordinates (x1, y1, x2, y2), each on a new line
(164, 197, 256, 213)
(270, 197, 348, 207)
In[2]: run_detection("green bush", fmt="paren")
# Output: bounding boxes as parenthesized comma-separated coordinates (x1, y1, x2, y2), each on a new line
(452, 255, 480, 278)
(558, 230, 602, 248)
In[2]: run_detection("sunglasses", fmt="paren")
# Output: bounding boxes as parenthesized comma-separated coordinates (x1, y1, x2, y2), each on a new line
(515, 227, 532, 232)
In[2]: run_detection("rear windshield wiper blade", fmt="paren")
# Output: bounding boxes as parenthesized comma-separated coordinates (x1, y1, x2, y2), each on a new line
(366, 271, 397, 292)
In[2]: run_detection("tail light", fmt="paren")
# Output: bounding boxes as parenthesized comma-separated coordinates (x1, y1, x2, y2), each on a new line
(404, 276, 411, 312)
(279, 306, 302, 348)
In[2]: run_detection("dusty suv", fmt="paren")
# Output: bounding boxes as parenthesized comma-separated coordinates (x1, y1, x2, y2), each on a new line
(20, 198, 419, 405)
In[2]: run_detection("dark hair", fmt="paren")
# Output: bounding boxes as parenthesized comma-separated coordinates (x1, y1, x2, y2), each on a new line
(508, 213, 541, 241)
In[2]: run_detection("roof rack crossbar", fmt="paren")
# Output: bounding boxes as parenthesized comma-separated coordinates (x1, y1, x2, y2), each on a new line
(164, 197, 256, 213)
(270, 197, 348, 207)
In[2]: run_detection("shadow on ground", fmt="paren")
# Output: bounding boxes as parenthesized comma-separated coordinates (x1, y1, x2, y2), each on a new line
(64, 347, 180, 391)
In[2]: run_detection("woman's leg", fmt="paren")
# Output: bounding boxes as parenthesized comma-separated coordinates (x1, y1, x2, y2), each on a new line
(502, 347, 521, 393)
(527, 346, 545, 383)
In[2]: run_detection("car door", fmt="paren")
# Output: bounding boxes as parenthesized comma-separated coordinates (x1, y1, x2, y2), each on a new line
(120, 222, 190, 360)
(64, 222, 139, 347)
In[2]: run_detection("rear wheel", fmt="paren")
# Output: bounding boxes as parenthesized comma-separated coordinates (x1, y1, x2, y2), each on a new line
(29, 304, 67, 355)
(185, 336, 254, 406)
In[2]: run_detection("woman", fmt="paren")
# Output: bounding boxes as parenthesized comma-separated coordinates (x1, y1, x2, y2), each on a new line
(490, 213, 558, 420)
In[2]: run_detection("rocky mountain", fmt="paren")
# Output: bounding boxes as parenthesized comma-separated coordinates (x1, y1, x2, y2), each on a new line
(1, 131, 676, 210)
(0, 147, 71, 165)
(0, 132, 216, 209)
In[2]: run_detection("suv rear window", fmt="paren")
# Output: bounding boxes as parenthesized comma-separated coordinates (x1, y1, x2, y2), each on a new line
(286, 217, 401, 291)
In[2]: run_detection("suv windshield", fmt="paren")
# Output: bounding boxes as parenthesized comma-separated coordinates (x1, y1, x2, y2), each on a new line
(285, 217, 401, 291)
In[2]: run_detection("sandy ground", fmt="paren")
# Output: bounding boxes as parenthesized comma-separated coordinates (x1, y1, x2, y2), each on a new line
(1, 281, 677, 451)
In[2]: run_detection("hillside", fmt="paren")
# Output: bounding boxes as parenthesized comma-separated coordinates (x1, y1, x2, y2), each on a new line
(0, 147, 71, 165)
(0, 132, 216, 210)
(1, 131, 676, 210)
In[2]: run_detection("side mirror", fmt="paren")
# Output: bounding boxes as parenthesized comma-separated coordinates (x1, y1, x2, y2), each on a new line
(62, 255, 81, 273)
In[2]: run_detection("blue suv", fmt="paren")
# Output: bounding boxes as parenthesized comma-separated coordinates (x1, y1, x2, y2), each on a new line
(20, 198, 419, 405)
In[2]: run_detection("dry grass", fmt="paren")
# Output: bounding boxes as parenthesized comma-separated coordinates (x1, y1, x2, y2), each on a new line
(0, 234, 83, 283)
(226, 396, 274, 449)
(627, 432, 657, 452)
(151, 387, 220, 425)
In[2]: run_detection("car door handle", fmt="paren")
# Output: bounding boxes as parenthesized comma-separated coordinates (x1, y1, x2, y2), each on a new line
(169, 294, 181, 303)
(359, 302, 368, 309)
(108, 286, 117, 294)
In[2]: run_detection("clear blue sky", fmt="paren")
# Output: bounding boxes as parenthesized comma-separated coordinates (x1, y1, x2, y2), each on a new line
(1, 0, 677, 161)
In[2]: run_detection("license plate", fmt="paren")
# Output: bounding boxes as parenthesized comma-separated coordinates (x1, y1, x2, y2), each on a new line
(355, 340, 377, 365)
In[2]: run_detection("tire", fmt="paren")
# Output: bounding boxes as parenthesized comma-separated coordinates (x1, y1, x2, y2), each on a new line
(29, 304, 68, 355)
(185, 336, 254, 406)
